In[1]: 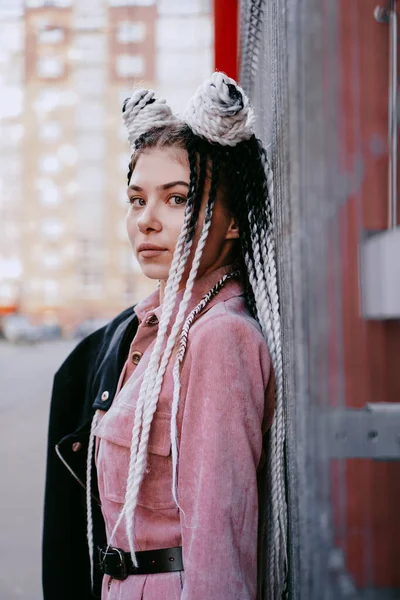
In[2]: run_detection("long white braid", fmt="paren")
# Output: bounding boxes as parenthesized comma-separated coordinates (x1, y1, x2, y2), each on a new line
(248, 232, 286, 598)
(185, 74, 286, 596)
(105, 197, 196, 561)
(245, 155, 286, 597)
(85, 411, 98, 592)
(262, 158, 287, 598)
(238, 156, 286, 596)
(247, 145, 286, 595)
(170, 270, 240, 508)
(122, 182, 218, 564)
(104, 90, 201, 561)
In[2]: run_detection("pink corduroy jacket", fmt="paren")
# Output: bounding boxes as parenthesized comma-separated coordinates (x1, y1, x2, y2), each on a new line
(93, 265, 274, 600)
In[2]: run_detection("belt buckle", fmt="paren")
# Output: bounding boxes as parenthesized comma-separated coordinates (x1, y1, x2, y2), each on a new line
(100, 546, 128, 581)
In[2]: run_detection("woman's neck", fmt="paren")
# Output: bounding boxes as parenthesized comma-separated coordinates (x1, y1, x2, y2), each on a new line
(159, 248, 238, 304)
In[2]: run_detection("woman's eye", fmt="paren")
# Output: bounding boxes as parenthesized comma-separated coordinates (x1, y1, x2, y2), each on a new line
(128, 197, 146, 207)
(168, 195, 187, 206)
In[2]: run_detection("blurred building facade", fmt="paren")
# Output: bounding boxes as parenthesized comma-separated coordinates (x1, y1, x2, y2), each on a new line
(0, 0, 212, 329)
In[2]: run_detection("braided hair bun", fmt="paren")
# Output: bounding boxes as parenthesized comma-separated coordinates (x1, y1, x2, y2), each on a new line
(183, 71, 255, 146)
(122, 89, 177, 150)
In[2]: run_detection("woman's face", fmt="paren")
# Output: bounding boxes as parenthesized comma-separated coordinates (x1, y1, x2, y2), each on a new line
(126, 147, 239, 284)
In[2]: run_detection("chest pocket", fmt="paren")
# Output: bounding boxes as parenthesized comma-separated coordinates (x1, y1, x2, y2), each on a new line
(95, 403, 176, 510)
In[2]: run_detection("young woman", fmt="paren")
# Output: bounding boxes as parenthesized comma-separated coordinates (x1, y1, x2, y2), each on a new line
(42, 73, 286, 600)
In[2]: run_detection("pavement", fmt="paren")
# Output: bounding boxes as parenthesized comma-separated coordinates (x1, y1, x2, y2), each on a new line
(0, 340, 76, 600)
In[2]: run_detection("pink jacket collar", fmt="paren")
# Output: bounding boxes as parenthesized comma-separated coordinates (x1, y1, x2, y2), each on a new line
(134, 265, 245, 325)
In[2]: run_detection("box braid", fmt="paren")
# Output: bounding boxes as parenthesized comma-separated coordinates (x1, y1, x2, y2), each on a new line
(183, 72, 286, 596)
(230, 139, 287, 598)
(85, 73, 286, 599)
(85, 153, 201, 573)
(222, 146, 259, 317)
(112, 147, 221, 564)
(103, 129, 202, 560)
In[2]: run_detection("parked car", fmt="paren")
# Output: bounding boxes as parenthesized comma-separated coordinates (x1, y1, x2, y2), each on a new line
(40, 323, 62, 341)
(72, 318, 110, 339)
(2, 314, 42, 344)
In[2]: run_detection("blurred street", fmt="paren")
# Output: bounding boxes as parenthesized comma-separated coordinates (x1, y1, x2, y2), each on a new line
(0, 340, 75, 600)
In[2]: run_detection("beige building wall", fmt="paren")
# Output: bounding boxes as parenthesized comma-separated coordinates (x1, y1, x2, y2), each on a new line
(22, 6, 78, 326)
(0, 3, 24, 314)
(0, 0, 212, 330)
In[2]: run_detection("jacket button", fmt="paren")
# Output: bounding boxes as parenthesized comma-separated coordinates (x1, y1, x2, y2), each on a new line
(101, 391, 109, 402)
(72, 442, 82, 452)
(146, 314, 158, 326)
(131, 351, 142, 365)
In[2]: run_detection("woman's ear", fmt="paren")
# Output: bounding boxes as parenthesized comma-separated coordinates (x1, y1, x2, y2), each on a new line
(225, 216, 240, 240)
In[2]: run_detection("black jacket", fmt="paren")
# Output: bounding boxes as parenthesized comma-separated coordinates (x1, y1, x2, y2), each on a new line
(42, 307, 139, 600)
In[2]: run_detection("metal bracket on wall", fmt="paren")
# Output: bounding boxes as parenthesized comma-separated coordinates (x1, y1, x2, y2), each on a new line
(328, 403, 400, 459)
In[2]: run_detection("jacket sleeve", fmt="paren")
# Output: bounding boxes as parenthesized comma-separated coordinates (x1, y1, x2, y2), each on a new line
(177, 314, 274, 600)
(42, 334, 104, 600)
(42, 308, 138, 600)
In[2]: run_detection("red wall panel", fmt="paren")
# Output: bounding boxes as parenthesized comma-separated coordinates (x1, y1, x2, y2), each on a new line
(338, 0, 400, 587)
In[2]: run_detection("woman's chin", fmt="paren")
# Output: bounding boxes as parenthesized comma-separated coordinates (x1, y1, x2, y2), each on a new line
(139, 263, 170, 281)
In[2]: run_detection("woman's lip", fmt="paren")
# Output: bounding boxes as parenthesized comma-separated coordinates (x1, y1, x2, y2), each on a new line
(138, 249, 167, 258)
(137, 243, 167, 252)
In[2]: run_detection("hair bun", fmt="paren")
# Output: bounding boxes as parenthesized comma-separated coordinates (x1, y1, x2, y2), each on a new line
(122, 89, 176, 149)
(183, 72, 255, 146)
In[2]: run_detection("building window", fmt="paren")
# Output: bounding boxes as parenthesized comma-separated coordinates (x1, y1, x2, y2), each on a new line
(1, 86, 23, 118)
(41, 218, 65, 240)
(120, 248, 141, 274)
(117, 220, 127, 241)
(39, 155, 60, 174)
(77, 165, 104, 193)
(119, 153, 130, 172)
(37, 57, 65, 79)
(2, 156, 21, 179)
(43, 279, 60, 306)
(0, 123, 24, 146)
(1, 22, 23, 53)
(76, 104, 104, 131)
(116, 54, 145, 78)
(117, 21, 146, 44)
(26, 0, 72, 7)
(66, 181, 79, 195)
(38, 27, 65, 45)
(42, 254, 61, 270)
(108, 0, 155, 5)
(74, 34, 105, 65)
(36, 179, 61, 207)
(157, 0, 208, 14)
(34, 89, 61, 113)
(79, 269, 103, 298)
(120, 249, 131, 273)
(74, 67, 106, 96)
(118, 121, 128, 142)
(79, 238, 99, 260)
(77, 135, 105, 161)
(0, 256, 22, 280)
(119, 186, 129, 206)
(57, 144, 78, 166)
(39, 122, 62, 142)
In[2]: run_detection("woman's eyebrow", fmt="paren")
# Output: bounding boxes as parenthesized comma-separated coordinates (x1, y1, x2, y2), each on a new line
(128, 181, 189, 192)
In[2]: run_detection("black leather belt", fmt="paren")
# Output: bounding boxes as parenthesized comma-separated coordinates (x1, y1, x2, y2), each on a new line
(98, 546, 183, 580)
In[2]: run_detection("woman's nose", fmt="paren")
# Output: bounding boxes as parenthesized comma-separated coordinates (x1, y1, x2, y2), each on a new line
(137, 203, 162, 233)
